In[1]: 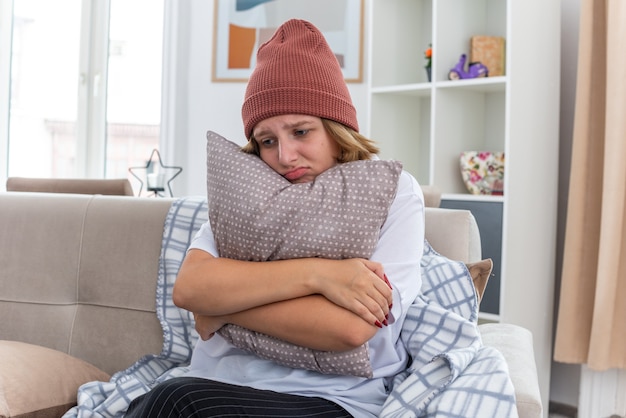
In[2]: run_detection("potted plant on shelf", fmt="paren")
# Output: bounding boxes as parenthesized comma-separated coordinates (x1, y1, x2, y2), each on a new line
(424, 44, 432, 82)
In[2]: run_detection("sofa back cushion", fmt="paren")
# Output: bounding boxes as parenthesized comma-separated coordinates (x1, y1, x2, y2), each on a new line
(6, 177, 134, 195)
(0, 193, 171, 375)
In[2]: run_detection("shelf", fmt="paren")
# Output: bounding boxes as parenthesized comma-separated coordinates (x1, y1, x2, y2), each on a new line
(435, 76, 507, 92)
(442, 193, 504, 203)
(371, 83, 432, 97)
(371, 77, 506, 96)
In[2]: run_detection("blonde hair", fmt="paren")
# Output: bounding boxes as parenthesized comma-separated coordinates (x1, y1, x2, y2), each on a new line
(242, 119, 379, 163)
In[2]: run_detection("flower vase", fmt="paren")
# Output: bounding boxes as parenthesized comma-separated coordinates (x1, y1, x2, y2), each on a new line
(425, 66, 431, 82)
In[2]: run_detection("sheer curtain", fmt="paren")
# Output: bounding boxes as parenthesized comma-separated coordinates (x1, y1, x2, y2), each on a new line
(554, 0, 626, 370)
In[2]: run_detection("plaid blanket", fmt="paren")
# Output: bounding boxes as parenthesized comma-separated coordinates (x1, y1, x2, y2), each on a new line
(379, 242, 518, 417)
(64, 198, 517, 418)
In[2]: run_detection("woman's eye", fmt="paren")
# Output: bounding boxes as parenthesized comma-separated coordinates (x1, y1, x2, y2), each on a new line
(293, 129, 308, 137)
(260, 138, 276, 147)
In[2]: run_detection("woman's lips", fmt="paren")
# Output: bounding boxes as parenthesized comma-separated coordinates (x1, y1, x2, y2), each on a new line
(284, 167, 308, 182)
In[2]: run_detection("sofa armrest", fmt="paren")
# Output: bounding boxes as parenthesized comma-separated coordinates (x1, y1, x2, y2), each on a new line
(479, 323, 543, 418)
(424, 207, 482, 263)
(425, 207, 541, 417)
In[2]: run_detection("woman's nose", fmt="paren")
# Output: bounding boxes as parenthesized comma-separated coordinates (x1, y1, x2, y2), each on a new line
(277, 139, 297, 165)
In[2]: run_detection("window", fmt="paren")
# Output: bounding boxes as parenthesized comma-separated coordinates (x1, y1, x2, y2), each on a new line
(1, 0, 164, 192)
(105, 0, 164, 180)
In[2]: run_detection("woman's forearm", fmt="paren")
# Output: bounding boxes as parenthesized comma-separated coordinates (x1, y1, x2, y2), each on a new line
(174, 249, 393, 326)
(173, 249, 319, 315)
(224, 295, 379, 351)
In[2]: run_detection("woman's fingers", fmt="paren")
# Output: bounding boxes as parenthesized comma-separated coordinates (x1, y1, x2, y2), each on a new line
(342, 262, 393, 328)
(363, 285, 392, 327)
(319, 258, 393, 327)
(360, 258, 393, 307)
(349, 291, 390, 328)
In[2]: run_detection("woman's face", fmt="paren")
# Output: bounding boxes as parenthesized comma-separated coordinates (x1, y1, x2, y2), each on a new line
(252, 114, 341, 183)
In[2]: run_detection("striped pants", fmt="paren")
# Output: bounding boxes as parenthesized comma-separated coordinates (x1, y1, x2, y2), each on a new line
(125, 377, 353, 417)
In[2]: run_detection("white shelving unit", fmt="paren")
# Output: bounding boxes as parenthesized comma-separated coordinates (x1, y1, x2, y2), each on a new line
(366, 0, 560, 415)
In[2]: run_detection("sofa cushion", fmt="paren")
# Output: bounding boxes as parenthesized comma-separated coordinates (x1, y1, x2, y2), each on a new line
(5, 177, 134, 195)
(465, 258, 492, 303)
(420, 184, 442, 207)
(0, 194, 170, 376)
(0, 340, 110, 418)
(205, 131, 401, 378)
(424, 207, 481, 263)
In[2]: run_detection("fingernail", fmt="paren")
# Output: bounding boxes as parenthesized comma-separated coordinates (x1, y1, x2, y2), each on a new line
(384, 274, 393, 289)
(375, 320, 383, 328)
(383, 319, 388, 326)
(389, 303, 393, 309)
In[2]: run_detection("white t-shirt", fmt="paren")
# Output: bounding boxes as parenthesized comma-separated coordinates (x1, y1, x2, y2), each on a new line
(185, 170, 425, 417)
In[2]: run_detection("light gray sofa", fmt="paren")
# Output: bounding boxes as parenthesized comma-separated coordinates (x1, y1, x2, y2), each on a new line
(0, 191, 542, 418)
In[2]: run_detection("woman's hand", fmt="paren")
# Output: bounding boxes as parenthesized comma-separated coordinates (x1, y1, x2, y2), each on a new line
(193, 313, 226, 341)
(312, 258, 393, 329)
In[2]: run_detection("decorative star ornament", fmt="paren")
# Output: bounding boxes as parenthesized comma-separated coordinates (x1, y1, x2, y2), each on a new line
(128, 149, 183, 197)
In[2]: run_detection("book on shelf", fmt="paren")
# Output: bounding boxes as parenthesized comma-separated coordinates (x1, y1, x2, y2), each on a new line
(470, 36, 506, 77)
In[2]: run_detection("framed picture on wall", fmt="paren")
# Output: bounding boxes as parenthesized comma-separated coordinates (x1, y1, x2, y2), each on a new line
(212, 0, 364, 82)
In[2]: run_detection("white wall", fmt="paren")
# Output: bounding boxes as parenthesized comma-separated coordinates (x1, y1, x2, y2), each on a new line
(171, 0, 370, 197)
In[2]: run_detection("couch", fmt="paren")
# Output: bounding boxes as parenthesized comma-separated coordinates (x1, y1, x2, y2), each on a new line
(0, 191, 542, 418)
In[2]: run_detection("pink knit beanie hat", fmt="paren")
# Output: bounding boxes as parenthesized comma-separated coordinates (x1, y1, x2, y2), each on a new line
(241, 19, 358, 139)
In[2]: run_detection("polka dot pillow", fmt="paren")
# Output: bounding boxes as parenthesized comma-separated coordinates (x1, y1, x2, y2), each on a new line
(205, 131, 402, 378)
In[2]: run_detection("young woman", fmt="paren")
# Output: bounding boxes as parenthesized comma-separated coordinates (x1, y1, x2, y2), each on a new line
(126, 19, 424, 418)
